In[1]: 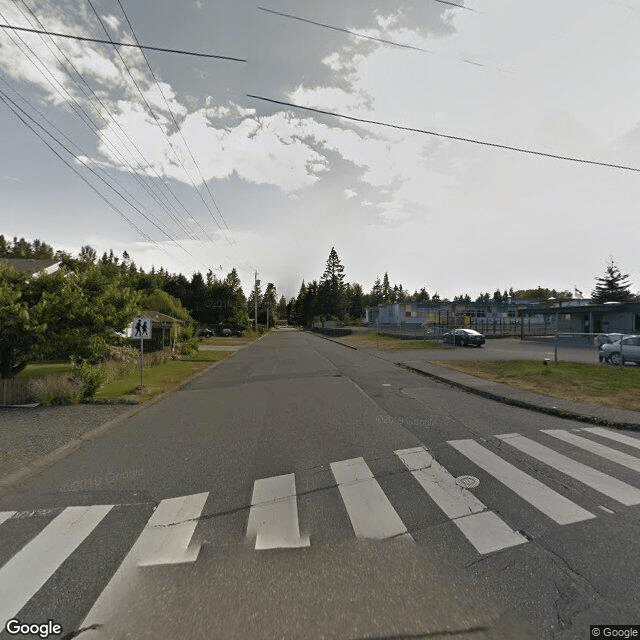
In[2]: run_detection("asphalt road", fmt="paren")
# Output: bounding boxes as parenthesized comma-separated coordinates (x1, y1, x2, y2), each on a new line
(1, 328, 639, 640)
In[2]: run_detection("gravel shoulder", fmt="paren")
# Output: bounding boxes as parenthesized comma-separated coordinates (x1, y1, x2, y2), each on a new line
(0, 404, 132, 480)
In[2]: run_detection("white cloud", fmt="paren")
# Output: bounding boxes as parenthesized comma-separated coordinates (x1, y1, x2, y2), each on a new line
(344, 189, 357, 199)
(101, 14, 120, 33)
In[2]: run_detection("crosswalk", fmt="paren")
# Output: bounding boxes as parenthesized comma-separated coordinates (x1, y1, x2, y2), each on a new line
(1, 425, 640, 631)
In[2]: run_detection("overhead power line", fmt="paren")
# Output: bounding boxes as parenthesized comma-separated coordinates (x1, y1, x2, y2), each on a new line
(432, 0, 475, 11)
(258, 7, 512, 74)
(0, 83, 198, 258)
(85, 0, 226, 248)
(0, 86, 153, 244)
(246, 94, 640, 174)
(8, 0, 202, 245)
(0, 22, 246, 61)
(115, 0, 236, 245)
(258, 7, 430, 53)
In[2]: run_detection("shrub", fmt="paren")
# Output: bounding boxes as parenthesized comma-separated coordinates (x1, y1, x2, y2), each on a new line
(70, 357, 107, 398)
(30, 374, 83, 406)
(179, 339, 199, 357)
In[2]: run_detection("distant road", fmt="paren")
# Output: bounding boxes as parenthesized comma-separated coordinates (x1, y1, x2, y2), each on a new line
(1, 328, 638, 640)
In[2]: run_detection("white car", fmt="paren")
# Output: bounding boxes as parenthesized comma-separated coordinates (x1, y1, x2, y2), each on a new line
(599, 335, 640, 365)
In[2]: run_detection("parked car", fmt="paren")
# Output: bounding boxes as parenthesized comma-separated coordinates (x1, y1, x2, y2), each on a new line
(594, 333, 623, 347)
(198, 327, 214, 338)
(599, 335, 640, 365)
(442, 328, 486, 347)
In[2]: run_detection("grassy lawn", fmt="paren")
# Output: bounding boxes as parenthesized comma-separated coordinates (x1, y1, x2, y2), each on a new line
(95, 350, 230, 403)
(340, 331, 448, 350)
(199, 331, 262, 347)
(17, 362, 73, 379)
(432, 360, 640, 412)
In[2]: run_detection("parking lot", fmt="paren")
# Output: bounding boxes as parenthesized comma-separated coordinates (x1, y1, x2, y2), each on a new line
(381, 337, 603, 365)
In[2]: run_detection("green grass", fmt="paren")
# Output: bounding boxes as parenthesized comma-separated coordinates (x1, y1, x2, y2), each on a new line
(95, 350, 230, 403)
(199, 331, 262, 347)
(433, 360, 640, 412)
(17, 362, 73, 379)
(340, 331, 448, 350)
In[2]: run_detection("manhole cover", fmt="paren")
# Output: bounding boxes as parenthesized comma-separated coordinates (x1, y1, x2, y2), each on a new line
(455, 475, 480, 489)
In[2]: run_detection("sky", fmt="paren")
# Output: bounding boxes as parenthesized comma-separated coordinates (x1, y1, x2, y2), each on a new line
(1, 0, 639, 301)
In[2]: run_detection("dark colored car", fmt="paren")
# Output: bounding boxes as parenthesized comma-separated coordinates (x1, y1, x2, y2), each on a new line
(198, 327, 214, 338)
(442, 328, 486, 347)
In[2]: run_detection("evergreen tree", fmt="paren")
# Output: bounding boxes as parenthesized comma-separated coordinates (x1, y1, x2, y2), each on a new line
(319, 247, 346, 319)
(381, 272, 391, 303)
(591, 258, 633, 303)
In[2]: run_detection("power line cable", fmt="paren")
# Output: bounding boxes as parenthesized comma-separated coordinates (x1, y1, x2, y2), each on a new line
(258, 6, 512, 74)
(85, 0, 232, 250)
(116, 0, 236, 244)
(0, 83, 199, 259)
(0, 74, 187, 253)
(432, 0, 475, 11)
(16, 0, 204, 245)
(246, 94, 640, 174)
(8, 0, 201, 245)
(0, 88, 153, 243)
(0, 15, 205, 258)
(0, 22, 247, 61)
(258, 7, 430, 53)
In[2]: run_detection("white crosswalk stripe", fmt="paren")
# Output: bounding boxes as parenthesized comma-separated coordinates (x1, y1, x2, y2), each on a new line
(3, 428, 640, 623)
(0, 505, 113, 630)
(395, 446, 526, 554)
(496, 433, 640, 506)
(543, 429, 640, 473)
(78, 493, 209, 639)
(0, 511, 16, 527)
(448, 439, 595, 524)
(580, 427, 640, 451)
(246, 474, 310, 550)
(330, 457, 411, 541)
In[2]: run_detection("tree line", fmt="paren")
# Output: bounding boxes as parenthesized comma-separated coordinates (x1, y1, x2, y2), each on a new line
(286, 249, 638, 326)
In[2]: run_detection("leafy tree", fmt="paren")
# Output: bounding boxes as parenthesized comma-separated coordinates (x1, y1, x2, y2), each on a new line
(0, 267, 47, 378)
(140, 289, 192, 323)
(36, 266, 141, 361)
(78, 245, 97, 267)
(591, 258, 634, 304)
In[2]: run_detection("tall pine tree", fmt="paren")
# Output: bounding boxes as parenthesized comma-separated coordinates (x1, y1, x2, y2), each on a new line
(591, 258, 633, 304)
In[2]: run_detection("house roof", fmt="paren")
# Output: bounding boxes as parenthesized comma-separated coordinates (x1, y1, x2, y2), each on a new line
(139, 310, 186, 324)
(0, 258, 61, 275)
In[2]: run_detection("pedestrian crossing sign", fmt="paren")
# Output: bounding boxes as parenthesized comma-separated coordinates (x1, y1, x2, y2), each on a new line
(131, 316, 152, 340)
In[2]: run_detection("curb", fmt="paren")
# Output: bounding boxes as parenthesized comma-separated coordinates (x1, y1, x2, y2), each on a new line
(305, 329, 359, 350)
(397, 363, 640, 432)
(0, 350, 242, 496)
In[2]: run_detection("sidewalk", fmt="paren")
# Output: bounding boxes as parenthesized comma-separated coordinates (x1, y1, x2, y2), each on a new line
(314, 332, 640, 430)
